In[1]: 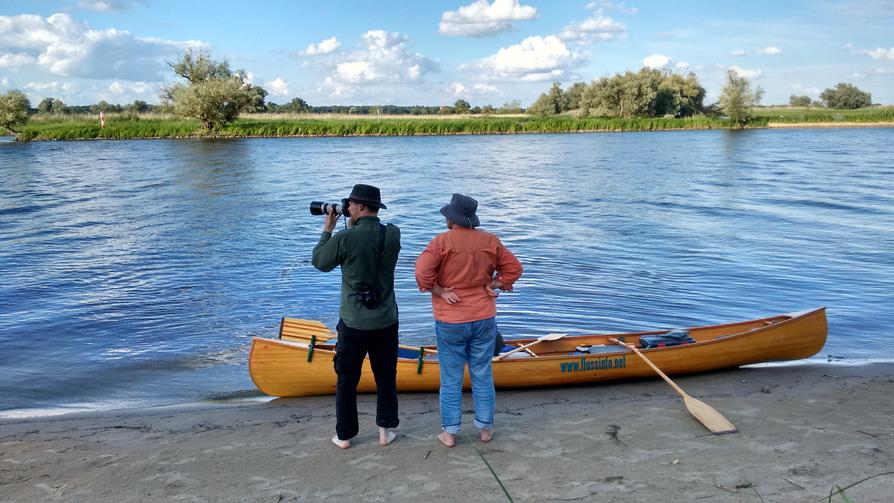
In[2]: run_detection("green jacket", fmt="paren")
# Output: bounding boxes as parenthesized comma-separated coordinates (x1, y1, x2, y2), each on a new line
(311, 216, 400, 330)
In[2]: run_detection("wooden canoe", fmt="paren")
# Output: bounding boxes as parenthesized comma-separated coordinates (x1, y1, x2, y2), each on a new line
(248, 307, 827, 397)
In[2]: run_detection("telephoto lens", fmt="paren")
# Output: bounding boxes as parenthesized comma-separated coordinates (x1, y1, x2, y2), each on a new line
(309, 200, 347, 216)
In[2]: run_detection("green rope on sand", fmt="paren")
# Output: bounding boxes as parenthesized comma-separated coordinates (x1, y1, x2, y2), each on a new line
(466, 433, 513, 502)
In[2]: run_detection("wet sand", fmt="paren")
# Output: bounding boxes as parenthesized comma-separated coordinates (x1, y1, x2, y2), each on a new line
(2, 363, 893, 502)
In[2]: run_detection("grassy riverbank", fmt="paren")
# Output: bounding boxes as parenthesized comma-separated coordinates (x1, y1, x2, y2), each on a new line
(14, 106, 894, 140)
(16, 114, 757, 140)
(752, 105, 894, 123)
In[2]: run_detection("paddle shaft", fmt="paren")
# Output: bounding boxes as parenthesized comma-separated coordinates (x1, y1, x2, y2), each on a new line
(494, 339, 541, 360)
(608, 338, 686, 397)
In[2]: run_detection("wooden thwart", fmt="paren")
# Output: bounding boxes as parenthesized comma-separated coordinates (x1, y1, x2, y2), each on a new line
(280, 317, 438, 355)
(608, 337, 737, 435)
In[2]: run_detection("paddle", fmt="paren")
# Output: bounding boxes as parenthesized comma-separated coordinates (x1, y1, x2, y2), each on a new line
(608, 337, 737, 435)
(494, 333, 566, 361)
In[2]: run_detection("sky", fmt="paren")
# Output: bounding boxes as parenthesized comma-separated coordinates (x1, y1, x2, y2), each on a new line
(1, 0, 893, 107)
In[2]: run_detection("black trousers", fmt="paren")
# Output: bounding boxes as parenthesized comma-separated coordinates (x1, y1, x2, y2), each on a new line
(334, 319, 399, 440)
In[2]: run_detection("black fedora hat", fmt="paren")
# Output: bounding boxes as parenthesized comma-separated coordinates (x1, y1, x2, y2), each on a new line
(346, 184, 387, 209)
(440, 193, 480, 228)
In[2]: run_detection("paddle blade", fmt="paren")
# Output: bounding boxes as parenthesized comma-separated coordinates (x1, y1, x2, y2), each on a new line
(683, 395, 738, 435)
(541, 333, 567, 341)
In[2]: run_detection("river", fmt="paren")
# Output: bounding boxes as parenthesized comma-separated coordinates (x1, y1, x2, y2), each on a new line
(1, 128, 893, 415)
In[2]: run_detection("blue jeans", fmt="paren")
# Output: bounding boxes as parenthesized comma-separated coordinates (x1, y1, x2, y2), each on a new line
(435, 317, 497, 434)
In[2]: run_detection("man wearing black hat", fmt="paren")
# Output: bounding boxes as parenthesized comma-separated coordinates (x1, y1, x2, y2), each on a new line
(415, 193, 523, 447)
(312, 184, 401, 449)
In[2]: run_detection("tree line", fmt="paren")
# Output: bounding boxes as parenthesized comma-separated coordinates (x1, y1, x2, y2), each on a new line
(789, 83, 872, 109)
(530, 69, 874, 123)
(0, 49, 880, 135)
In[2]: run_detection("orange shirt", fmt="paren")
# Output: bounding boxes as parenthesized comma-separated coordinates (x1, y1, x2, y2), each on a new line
(415, 227, 523, 323)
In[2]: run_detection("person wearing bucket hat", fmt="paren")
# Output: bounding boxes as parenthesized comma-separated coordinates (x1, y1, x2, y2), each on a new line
(312, 183, 401, 449)
(415, 193, 523, 447)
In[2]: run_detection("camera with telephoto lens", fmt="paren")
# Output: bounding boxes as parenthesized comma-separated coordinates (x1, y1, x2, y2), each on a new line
(309, 199, 349, 216)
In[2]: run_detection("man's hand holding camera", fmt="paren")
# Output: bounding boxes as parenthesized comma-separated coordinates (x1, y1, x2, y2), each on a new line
(323, 206, 340, 233)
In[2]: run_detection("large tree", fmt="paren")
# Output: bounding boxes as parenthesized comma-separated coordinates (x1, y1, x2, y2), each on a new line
(789, 95, 812, 107)
(162, 50, 261, 130)
(0, 90, 31, 134)
(37, 97, 68, 114)
(576, 68, 704, 118)
(718, 70, 764, 127)
(820, 83, 871, 109)
(454, 99, 471, 114)
(527, 82, 564, 116)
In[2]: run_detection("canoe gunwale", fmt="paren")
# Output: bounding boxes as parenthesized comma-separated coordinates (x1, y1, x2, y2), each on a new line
(256, 307, 826, 363)
(249, 307, 827, 397)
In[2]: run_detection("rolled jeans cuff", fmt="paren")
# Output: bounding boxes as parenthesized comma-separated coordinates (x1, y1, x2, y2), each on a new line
(442, 423, 461, 434)
(474, 417, 493, 431)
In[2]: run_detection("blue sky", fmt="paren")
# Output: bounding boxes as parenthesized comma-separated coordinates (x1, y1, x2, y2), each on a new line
(1, 0, 892, 107)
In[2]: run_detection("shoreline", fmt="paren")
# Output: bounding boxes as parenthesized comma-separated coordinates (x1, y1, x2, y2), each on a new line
(10, 120, 894, 141)
(767, 121, 894, 128)
(3, 363, 893, 501)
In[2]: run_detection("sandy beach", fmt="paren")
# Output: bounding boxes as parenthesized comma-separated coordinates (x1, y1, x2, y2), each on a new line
(2, 363, 893, 502)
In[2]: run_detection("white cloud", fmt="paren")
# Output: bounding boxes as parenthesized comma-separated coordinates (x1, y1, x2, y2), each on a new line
(586, 1, 638, 15)
(107, 80, 153, 95)
(78, 0, 145, 11)
(789, 83, 820, 97)
(0, 13, 206, 81)
(22, 81, 79, 103)
(674, 61, 690, 71)
(864, 47, 894, 60)
(465, 35, 585, 81)
(758, 46, 782, 55)
(439, 0, 537, 37)
(559, 15, 626, 44)
(321, 30, 438, 98)
(730, 49, 749, 57)
(0, 53, 35, 67)
(266, 77, 290, 97)
(643, 54, 670, 69)
(108, 81, 125, 94)
(451, 81, 500, 98)
(1, 77, 9, 87)
(844, 43, 894, 61)
(730, 66, 763, 79)
(305, 36, 341, 56)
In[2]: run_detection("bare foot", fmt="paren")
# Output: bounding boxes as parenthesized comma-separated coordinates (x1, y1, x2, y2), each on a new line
(379, 427, 396, 446)
(438, 431, 456, 448)
(331, 436, 350, 449)
(479, 429, 494, 443)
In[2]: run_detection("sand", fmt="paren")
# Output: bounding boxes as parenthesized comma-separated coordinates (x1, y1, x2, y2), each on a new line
(2, 363, 893, 502)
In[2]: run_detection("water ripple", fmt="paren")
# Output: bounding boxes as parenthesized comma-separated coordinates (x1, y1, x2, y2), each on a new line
(2, 129, 894, 411)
